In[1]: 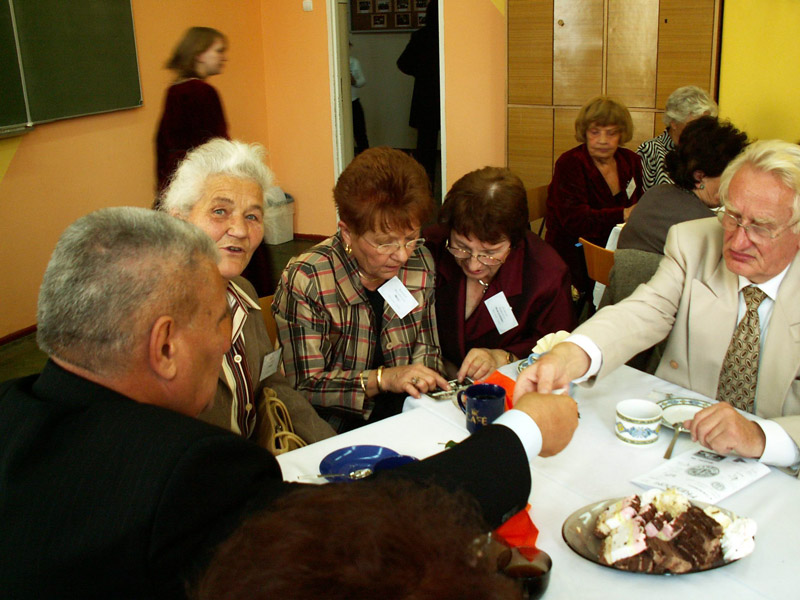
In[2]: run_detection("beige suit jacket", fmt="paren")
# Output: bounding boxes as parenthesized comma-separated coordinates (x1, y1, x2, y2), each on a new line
(576, 217, 800, 447)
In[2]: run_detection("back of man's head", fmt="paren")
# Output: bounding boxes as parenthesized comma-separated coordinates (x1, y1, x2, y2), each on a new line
(37, 207, 218, 376)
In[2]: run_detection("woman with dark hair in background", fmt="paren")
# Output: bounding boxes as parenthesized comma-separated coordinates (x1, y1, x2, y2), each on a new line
(425, 167, 574, 382)
(155, 27, 229, 197)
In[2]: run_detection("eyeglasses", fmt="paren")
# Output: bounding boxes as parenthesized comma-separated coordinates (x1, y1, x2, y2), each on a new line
(363, 237, 426, 255)
(445, 239, 509, 267)
(717, 209, 797, 243)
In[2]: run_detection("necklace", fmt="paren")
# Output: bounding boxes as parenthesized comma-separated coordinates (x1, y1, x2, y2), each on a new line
(478, 279, 490, 294)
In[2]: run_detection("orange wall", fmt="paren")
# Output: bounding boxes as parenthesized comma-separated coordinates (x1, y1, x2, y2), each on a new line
(443, 0, 507, 189)
(0, 0, 271, 337)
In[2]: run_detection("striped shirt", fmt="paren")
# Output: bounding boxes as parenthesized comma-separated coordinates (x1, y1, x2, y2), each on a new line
(273, 231, 443, 417)
(637, 129, 675, 191)
(220, 280, 261, 437)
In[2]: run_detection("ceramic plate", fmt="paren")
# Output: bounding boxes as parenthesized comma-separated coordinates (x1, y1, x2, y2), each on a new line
(657, 397, 713, 429)
(318, 445, 400, 482)
(562, 497, 743, 575)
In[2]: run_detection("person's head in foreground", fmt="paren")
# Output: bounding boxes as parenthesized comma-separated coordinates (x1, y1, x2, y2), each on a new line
(717, 139, 800, 284)
(36, 206, 231, 416)
(167, 26, 228, 79)
(335, 146, 434, 289)
(160, 138, 275, 280)
(574, 96, 633, 163)
(439, 166, 529, 287)
(663, 85, 718, 145)
(665, 116, 748, 207)
(193, 478, 520, 600)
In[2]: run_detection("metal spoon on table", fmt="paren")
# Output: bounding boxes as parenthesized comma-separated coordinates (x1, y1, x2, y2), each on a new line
(663, 422, 687, 459)
(296, 468, 373, 481)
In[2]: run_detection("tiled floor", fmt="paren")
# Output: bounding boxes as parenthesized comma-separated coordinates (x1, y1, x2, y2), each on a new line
(0, 237, 318, 384)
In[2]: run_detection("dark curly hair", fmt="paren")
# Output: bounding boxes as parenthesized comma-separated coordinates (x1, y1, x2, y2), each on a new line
(192, 478, 519, 600)
(666, 116, 749, 191)
(439, 167, 529, 247)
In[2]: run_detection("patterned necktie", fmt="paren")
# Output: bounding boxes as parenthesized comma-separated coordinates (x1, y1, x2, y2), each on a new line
(716, 286, 768, 413)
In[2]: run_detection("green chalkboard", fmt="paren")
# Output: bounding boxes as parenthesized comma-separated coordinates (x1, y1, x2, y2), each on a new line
(0, 0, 141, 136)
(0, 2, 27, 132)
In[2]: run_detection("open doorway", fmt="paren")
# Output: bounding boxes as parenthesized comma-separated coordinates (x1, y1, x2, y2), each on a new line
(327, 0, 445, 202)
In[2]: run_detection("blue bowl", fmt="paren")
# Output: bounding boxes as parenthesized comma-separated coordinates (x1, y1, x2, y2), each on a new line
(319, 445, 400, 482)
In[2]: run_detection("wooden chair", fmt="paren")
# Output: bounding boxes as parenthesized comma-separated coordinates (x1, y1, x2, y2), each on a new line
(258, 295, 279, 348)
(526, 185, 548, 238)
(578, 237, 615, 287)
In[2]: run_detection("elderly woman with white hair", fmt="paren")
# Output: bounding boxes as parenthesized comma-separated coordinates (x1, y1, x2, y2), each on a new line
(159, 138, 335, 449)
(637, 85, 718, 191)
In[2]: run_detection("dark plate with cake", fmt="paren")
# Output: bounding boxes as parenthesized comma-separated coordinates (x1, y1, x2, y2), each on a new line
(562, 489, 756, 575)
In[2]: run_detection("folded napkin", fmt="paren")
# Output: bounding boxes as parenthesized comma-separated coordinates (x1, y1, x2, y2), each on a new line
(531, 330, 570, 354)
(477, 370, 517, 411)
(494, 504, 539, 560)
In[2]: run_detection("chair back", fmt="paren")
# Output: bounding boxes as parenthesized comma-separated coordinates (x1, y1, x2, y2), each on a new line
(526, 185, 548, 237)
(578, 237, 615, 286)
(258, 295, 279, 348)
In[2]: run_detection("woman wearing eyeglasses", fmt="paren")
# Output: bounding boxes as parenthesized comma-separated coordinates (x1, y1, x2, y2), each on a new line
(425, 167, 576, 382)
(273, 147, 449, 431)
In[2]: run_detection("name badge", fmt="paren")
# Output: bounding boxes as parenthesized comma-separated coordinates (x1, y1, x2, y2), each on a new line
(484, 291, 518, 335)
(378, 276, 419, 319)
(625, 178, 636, 199)
(260, 347, 282, 380)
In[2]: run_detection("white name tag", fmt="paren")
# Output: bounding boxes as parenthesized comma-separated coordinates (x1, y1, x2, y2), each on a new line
(626, 178, 636, 199)
(259, 347, 282, 380)
(378, 276, 419, 319)
(484, 291, 518, 335)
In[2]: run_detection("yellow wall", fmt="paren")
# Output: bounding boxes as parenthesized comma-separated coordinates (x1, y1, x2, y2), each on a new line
(443, 0, 507, 189)
(718, 0, 800, 141)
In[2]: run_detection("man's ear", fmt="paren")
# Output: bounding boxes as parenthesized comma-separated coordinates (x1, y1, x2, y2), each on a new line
(149, 315, 179, 381)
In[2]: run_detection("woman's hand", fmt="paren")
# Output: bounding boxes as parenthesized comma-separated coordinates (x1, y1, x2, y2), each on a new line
(381, 365, 450, 399)
(457, 348, 509, 382)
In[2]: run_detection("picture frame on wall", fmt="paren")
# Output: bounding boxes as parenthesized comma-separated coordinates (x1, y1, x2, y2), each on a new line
(414, 0, 428, 11)
(376, 0, 391, 12)
(357, 0, 371, 13)
(395, 13, 410, 27)
(371, 14, 387, 28)
(416, 12, 426, 26)
(349, 0, 424, 33)
(396, 0, 410, 11)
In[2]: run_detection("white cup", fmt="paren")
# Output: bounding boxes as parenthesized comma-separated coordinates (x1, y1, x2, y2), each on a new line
(615, 399, 662, 445)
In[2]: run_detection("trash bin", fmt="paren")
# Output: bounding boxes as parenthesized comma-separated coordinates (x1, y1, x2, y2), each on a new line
(263, 188, 295, 245)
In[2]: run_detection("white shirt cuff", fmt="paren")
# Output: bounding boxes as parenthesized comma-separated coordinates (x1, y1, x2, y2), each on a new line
(565, 333, 602, 382)
(495, 409, 543, 462)
(758, 419, 800, 468)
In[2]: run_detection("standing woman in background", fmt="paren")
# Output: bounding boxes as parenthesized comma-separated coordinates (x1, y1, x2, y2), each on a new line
(155, 27, 229, 200)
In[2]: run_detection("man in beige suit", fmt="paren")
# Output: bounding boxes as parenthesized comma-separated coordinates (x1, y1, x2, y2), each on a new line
(516, 140, 800, 470)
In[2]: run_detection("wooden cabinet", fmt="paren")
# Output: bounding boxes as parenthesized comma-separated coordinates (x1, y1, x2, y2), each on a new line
(508, 0, 721, 189)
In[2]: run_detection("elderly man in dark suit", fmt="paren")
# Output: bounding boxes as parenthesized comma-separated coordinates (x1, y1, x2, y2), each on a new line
(0, 207, 577, 598)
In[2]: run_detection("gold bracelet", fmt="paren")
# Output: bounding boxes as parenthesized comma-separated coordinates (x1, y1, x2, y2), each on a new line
(359, 371, 369, 397)
(376, 366, 384, 392)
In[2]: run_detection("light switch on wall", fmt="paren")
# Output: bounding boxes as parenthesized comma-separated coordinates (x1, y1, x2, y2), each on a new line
(302, 0, 312, 11)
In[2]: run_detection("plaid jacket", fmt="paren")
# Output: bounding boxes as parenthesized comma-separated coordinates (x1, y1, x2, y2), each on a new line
(273, 232, 443, 416)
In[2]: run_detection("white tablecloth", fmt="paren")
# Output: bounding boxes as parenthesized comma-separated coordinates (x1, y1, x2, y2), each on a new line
(278, 363, 799, 599)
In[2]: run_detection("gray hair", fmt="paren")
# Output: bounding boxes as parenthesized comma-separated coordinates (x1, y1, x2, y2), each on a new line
(159, 139, 276, 233)
(719, 140, 800, 233)
(664, 86, 718, 126)
(37, 207, 219, 375)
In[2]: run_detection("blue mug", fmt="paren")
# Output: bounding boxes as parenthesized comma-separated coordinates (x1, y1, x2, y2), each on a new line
(457, 383, 506, 434)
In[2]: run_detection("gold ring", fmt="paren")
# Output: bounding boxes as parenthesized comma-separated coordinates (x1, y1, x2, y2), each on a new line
(411, 376, 420, 386)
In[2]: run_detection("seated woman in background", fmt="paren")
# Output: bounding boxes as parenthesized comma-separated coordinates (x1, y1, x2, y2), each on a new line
(545, 96, 643, 302)
(637, 86, 718, 191)
(616, 116, 748, 258)
(273, 147, 449, 431)
(425, 167, 575, 382)
(160, 138, 335, 447)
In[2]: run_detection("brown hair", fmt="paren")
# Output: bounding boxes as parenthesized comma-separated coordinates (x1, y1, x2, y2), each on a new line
(166, 27, 226, 79)
(574, 96, 633, 144)
(440, 167, 529, 246)
(334, 147, 434, 235)
(193, 479, 519, 600)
